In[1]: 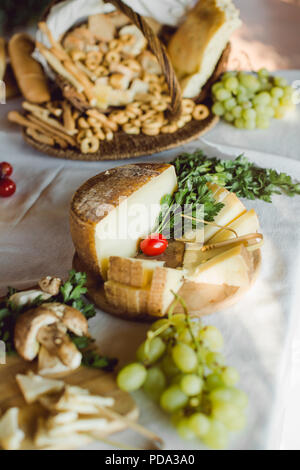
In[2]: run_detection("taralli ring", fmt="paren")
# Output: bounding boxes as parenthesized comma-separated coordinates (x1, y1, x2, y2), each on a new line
(81, 136, 100, 154)
(192, 104, 210, 121)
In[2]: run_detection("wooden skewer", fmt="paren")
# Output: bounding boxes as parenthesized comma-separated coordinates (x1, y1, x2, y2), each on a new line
(202, 233, 264, 252)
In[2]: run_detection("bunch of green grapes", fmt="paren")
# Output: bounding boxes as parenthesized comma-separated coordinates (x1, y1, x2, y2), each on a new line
(117, 307, 248, 450)
(211, 69, 295, 129)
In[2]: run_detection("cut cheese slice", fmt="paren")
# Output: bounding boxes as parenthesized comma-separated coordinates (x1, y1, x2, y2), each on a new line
(16, 372, 64, 404)
(168, 0, 241, 98)
(104, 280, 149, 316)
(107, 256, 165, 288)
(209, 209, 260, 243)
(70, 163, 177, 280)
(204, 191, 246, 242)
(148, 267, 185, 316)
(183, 243, 238, 272)
(188, 244, 251, 287)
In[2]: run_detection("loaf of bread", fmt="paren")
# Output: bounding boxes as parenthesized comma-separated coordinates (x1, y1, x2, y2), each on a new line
(9, 33, 51, 103)
(0, 38, 6, 81)
(168, 0, 241, 98)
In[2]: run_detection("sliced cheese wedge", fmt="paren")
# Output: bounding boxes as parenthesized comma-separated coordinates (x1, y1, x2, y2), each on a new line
(148, 267, 185, 316)
(70, 163, 177, 280)
(204, 191, 246, 242)
(16, 372, 64, 404)
(104, 280, 149, 316)
(209, 209, 260, 243)
(107, 256, 165, 288)
(183, 243, 237, 272)
(188, 244, 251, 287)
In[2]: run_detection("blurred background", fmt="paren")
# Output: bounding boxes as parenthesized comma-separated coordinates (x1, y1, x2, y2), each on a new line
(0, 0, 299, 70)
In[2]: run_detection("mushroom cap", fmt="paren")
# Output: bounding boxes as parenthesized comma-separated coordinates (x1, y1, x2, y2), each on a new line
(41, 303, 89, 336)
(14, 308, 59, 361)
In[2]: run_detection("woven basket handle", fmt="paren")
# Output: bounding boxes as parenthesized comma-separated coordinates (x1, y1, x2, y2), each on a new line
(104, 0, 183, 120)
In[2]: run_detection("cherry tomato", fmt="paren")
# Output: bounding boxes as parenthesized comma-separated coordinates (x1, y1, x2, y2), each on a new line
(140, 233, 168, 256)
(0, 178, 16, 198)
(0, 162, 13, 178)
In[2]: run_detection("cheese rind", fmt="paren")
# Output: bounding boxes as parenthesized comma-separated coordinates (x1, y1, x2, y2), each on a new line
(70, 163, 177, 279)
(107, 256, 165, 288)
(104, 280, 149, 316)
(188, 244, 251, 287)
(148, 267, 185, 316)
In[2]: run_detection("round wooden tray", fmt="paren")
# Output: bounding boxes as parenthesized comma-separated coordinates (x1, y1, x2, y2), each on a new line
(73, 249, 262, 322)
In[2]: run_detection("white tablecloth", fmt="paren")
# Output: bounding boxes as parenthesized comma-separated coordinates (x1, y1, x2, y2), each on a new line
(0, 71, 300, 450)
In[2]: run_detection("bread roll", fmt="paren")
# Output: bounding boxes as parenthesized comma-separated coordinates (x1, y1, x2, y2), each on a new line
(0, 38, 6, 81)
(8, 33, 50, 103)
(168, 0, 241, 98)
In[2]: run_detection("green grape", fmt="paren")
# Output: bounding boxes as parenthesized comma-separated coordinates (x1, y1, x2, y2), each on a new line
(242, 101, 253, 109)
(224, 112, 234, 122)
(253, 91, 271, 106)
(161, 353, 180, 378)
(256, 115, 270, 129)
(270, 97, 280, 109)
(210, 387, 234, 404)
(176, 418, 197, 440)
(143, 366, 166, 401)
(212, 102, 225, 116)
(160, 385, 188, 413)
(239, 73, 260, 92)
(224, 97, 237, 111)
(189, 412, 211, 437)
(221, 367, 240, 386)
(224, 76, 239, 92)
(275, 105, 290, 119)
(137, 337, 166, 364)
(117, 362, 147, 392)
(202, 419, 229, 450)
(222, 71, 237, 81)
(206, 373, 224, 391)
(271, 87, 284, 99)
(259, 77, 272, 92)
(244, 119, 256, 130)
(172, 342, 198, 373)
(242, 108, 256, 120)
(258, 68, 269, 79)
(280, 95, 293, 106)
(228, 388, 248, 409)
(170, 314, 186, 330)
(234, 118, 245, 129)
(151, 318, 169, 331)
(180, 374, 203, 396)
(274, 76, 288, 88)
(236, 92, 249, 105)
(212, 401, 246, 431)
(232, 106, 243, 118)
(265, 106, 275, 118)
(171, 409, 184, 426)
(206, 352, 225, 368)
(197, 364, 205, 377)
(215, 88, 232, 101)
(212, 82, 223, 95)
(198, 326, 223, 351)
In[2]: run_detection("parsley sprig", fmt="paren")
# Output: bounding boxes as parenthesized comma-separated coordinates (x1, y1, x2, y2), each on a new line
(0, 270, 117, 371)
(174, 150, 300, 203)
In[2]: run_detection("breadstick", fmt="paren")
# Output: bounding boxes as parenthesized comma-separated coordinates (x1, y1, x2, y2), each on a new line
(8, 34, 50, 103)
(86, 109, 118, 131)
(38, 22, 69, 62)
(36, 42, 84, 93)
(27, 114, 77, 146)
(0, 38, 6, 81)
(63, 60, 95, 101)
(75, 61, 97, 82)
(46, 102, 62, 117)
(26, 127, 55, 146)
(62, 101, 75, 132)
(22, 101, 77, 136)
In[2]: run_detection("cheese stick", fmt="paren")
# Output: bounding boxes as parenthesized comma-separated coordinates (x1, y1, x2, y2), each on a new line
(8, 34, 51, 103)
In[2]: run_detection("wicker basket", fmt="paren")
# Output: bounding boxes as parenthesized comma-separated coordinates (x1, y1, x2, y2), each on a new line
(23, 0, 230, 161)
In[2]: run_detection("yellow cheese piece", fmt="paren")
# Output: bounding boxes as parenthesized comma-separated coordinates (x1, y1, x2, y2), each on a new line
(204, 191, 246, 242)
(183, 243, 238, 272)
(188, 243, 251, 287)
(107, 256, 165, 288)
(209, 209, 260, 243)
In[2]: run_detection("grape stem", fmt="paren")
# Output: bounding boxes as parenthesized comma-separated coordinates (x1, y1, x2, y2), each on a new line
(170, 291, 199, 354)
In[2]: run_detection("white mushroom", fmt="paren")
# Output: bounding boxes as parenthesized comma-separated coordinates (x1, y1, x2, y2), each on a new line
(38, 346, 72, 377)
(9, 289, 52, 309)
(38, 276, 62, 296)
(0, 408, 25, 450)
(14, 303, 89, 370)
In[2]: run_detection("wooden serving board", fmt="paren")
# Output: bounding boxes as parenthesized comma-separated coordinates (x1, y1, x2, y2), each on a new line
(0, 355, 138, 450)
(73, 249, 262, 322)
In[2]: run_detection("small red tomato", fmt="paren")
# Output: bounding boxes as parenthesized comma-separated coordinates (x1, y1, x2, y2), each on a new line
(0, 178, 16, 198)
(0, 162, 13, 178)
(140, 233, 168, 256)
